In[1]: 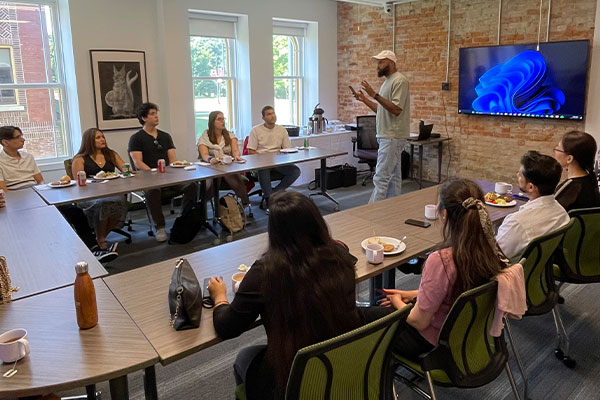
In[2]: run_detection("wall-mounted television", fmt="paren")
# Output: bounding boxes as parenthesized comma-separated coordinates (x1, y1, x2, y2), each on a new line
(458, 40, 589, 120)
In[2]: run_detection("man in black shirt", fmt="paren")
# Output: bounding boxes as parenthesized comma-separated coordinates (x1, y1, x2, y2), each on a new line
(128, 103, 197, 242)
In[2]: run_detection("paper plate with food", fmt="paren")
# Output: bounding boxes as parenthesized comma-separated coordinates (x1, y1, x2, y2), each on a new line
(484, 192, 517, 207)
(361, 236, 406, 256)
(93, 171, 119, 180)
(170, 160, 191, 167)
(119, 171, 135, 178)
(48, 175, 76, 188)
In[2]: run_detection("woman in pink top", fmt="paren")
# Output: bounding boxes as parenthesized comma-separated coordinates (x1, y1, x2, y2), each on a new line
(381, 178, 509, 359)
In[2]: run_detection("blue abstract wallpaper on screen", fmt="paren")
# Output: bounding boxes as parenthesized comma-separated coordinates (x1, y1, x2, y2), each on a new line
(458, 40, 589, 120)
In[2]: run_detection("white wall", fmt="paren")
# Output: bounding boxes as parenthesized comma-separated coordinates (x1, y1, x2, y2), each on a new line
(64, 0, 339, 165)
(585, 0, 600, 144)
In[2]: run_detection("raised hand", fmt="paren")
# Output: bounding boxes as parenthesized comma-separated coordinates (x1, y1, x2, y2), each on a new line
(361, 80, 376, 98)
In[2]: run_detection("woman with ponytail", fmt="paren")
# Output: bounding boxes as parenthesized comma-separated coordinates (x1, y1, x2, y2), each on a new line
(381, 178, 508, 359)
(553, 130, 600, 211)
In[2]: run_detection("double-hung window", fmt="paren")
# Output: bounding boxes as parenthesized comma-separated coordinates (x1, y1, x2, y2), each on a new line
(189, 13, 237, 141)
(0, 1, 69, 161)
(273, 20, 306, 127)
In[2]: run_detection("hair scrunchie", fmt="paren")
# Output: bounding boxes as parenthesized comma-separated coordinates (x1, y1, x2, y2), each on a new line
(462, 197, 510, 266)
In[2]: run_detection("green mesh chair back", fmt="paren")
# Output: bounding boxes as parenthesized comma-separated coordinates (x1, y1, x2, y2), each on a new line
(284, 306, 411, 400)
(555, 208, 600, 283)
(520, 223, 571, 315)
(64, 158, 74, 179)
(406, 281, 507, 388)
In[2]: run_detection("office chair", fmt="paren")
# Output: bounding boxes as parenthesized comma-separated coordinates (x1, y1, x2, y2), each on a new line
(393, 281, 522, 400)
(352, 115, 378, 185)
(63, 158, 132, 243)
(235, 307, 410, 400)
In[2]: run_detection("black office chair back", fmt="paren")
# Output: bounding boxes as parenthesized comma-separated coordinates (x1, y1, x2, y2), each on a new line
(356, 115, 378, 151)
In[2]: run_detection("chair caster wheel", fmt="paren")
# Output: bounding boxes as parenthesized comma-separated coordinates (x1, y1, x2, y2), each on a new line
(558, 296, 565, 304)
(127, 226, 133, 232)
(563, 357, 576, 368)
(334, 205, 340, 211)
(213, 239, 221, 245)
(226, 235, 233, 242)
(125, 238, 132, 244)
(248, 212, 254, 219)
(554, 348, 564, 360)
(148, 231, 154, 237)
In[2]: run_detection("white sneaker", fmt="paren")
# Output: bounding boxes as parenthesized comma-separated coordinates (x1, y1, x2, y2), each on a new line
(156, 228, 168, 242)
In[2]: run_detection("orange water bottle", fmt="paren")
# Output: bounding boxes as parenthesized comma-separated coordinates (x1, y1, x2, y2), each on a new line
(74, 262, 98, 329)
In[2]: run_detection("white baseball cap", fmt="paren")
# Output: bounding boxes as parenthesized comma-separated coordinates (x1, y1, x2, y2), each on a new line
(372, 50, 397, 64)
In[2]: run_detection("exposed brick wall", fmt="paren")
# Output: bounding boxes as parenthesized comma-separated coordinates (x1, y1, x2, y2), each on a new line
(337, 0, 596, 183)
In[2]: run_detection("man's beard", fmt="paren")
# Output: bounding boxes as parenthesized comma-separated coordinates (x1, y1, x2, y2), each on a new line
(377, 65, 389, 77)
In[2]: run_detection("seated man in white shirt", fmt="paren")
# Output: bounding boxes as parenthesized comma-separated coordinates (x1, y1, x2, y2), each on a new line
(0, 125, 118, 262)
(247, 106, 300, 212)
(496, 151, 570, 263)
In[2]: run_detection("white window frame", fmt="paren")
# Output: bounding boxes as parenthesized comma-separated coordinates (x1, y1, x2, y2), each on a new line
(273, 19, 307, 127)
(189, 12, 239, 138)
(0, 0, 71, 163)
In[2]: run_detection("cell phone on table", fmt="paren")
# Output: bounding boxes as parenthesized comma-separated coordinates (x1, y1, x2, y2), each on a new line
(349, 85, 358, 96)
(405, 219, 431, 228)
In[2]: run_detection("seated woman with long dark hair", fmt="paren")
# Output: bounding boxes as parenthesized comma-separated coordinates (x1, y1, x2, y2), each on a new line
(72, 128, 127, 252)
(553, 130, 600, 211)
(382, 178, 510, 358)
(208, 191, 386, 400)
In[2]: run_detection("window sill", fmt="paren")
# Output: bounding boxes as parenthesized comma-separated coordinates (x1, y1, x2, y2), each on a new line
(0, 105, 25, 112)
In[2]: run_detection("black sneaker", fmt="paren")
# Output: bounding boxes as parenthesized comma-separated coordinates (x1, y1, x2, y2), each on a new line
(264, 207, 269, 215)
(108, 242, 119, 253)
(93, 248, 118, 263)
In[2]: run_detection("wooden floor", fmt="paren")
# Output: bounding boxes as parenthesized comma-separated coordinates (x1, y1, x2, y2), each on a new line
(57, 180, 600, 400)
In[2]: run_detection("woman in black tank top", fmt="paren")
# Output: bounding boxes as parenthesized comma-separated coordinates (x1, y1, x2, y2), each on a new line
(71, 128, 127, 252)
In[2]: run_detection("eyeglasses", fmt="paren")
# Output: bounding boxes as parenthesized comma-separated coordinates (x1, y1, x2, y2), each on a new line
(10, 134, 23, 140)
(553, 147, 567, 154)
(153, 140, 163, 150)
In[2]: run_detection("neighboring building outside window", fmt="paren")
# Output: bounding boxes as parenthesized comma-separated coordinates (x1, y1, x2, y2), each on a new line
(189, 14, 237, 141)
(273, 33, 304, 127)
(0, 1, 69, 161)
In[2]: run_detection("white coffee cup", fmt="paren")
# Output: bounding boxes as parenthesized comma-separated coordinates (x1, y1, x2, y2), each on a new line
(0, 329, 30, 363)
(232, 272, 246, 293)
(495, 182, 513, 194)
(366, 243, 384, 264)
(424, 204, 438, 220)
(222, 155, 233, 165)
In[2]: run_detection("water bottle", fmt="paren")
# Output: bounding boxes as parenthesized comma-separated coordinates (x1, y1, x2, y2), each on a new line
(74, 262, 98, 329)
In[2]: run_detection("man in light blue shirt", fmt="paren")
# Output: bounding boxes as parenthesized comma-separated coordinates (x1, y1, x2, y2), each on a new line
(353, 50, 410, 203)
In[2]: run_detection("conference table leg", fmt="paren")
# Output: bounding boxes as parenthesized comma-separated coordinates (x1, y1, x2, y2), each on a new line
(410, 144, 414, 179)
(368, 269, 396, 305)
(418, 145, 424, 189)
(85, 384, 96, 399)
(199, 180, 219, 239)
(109, 375, 129, 400)
(143, 365, 158, 400)
(438, 142, 443, 183)
(309, 158, 340, 211)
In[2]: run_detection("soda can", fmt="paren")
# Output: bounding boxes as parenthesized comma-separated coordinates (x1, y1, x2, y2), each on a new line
(157, 159, 166, 173)
(77, 170, 87, 186)
(122, 163, 131, 173)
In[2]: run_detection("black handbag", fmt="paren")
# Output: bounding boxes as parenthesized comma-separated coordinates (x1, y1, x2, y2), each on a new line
(168, 258, 202, 330)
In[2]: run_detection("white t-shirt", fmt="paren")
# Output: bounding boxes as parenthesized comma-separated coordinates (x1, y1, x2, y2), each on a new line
(197, 129, 236, 158)
(376, 71, 410, 139)
(496, 195, 570, 264)
(247, 124, 291, 153)
(0, 149, 41, 190)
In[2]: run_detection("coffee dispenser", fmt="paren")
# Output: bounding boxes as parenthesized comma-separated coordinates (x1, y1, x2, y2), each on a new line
(308, 103, 327, 134)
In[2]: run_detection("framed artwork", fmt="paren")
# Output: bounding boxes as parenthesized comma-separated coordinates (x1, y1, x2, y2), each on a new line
(90, 50, 148, 130)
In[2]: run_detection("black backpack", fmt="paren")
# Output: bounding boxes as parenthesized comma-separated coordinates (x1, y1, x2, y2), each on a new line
(169, 204, 204, 244)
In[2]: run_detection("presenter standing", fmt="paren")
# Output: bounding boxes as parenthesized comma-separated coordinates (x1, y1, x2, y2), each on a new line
(353, 50, 410, 203)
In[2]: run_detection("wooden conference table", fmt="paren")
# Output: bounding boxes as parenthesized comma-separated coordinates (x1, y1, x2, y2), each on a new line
(103, 180, 525, 368)
(0, 205, 107, 300)
(0, 280, 159, 399)
(0, 187, 48, 212)
(33, 148, 347, 207)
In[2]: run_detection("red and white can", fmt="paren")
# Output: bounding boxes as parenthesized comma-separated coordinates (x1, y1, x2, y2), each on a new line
(157, 159, 166, 173)
(77, 171, 87, 186)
